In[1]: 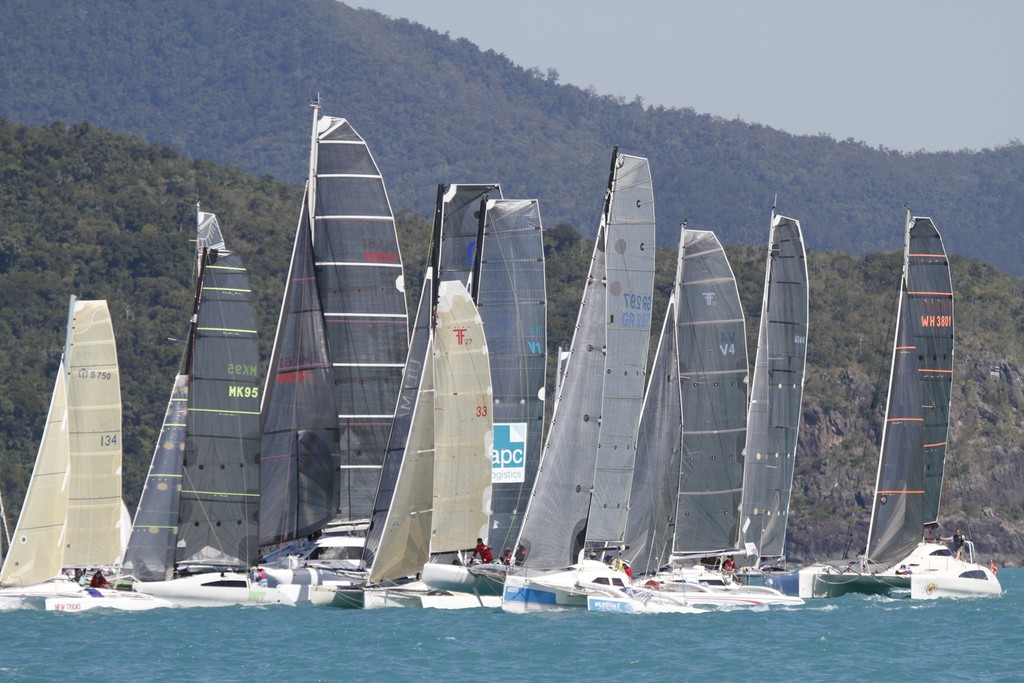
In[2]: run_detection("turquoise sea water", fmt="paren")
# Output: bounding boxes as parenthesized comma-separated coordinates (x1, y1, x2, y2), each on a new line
(1, 569, 1021, 682)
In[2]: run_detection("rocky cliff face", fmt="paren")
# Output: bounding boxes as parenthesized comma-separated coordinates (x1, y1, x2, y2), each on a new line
(787, 358, 1024, 567)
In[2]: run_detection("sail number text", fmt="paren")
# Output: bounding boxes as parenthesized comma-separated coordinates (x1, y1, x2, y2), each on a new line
(620, 293, 652, 329)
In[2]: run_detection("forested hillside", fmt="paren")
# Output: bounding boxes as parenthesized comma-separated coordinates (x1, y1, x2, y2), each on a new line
(0, 120, 1022, 562)
(1, 0, 1023, 277)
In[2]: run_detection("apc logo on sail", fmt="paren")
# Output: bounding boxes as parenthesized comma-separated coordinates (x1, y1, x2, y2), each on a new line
(492, 423, 527, 483)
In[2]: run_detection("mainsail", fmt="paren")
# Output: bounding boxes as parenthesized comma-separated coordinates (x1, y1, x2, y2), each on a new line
(737, 213, 809, 563)
(866, 212, 953, 568)
(516, 149, 655, 568)
(476, 198, 547, 558)
(308, 109, 409, 524)
(61, 299, 123, 569)
(623, 228, 748, 573)
(124, 208, 260, 576)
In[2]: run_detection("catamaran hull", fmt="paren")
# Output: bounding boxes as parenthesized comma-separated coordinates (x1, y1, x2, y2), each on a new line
(501, 561, 645, 613)
(0, 582, 171, 611)
(910, 569, 1002, 599)
(796, 542, 1000, 599)
(363, 584, 500, 609)
(132, 572, 295, 607)
(308, 584, 365, 608)
(420, 562, 506, 597)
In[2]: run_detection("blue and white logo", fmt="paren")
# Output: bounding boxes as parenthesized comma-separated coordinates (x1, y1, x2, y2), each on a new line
(492, 422, 527, 483)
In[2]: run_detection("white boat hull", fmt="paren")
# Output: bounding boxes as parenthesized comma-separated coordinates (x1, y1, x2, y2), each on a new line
(420, 562, 506, 597)
(132, 571, 296, 607)
(0, 580, 171, 611)
(910, 568, 1002, 599)
(363, 581, 500, 609)
(501, 560, 698, 613)
(308, 584, 365, 609)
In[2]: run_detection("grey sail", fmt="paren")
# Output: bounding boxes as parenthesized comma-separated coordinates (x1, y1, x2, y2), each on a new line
(674, 230, 749, 557)
(432, 186, 547, 558)
(363, 267, 435, 570)
(737, 214, 808, 563)
(177, 239, 261, 569)
(476, 198, 547, 559)
(621, 295, 681, 576)
(866, 213, 952, 568)
(258, 194, 339, 546)
(310, 110, 409, 523)
(516, 149, 654, 568)
(584, 153, 656, 545)
(121, 375, 187, 581)
(125, 209, 260, 573)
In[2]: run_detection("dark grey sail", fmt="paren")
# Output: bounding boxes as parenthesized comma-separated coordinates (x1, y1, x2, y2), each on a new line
(866, 213, 952, 568)
(176, 243, 262, 569)
(124, 207, 260, 576)
(362, 267, 435, 569)
(675, 230, 749, 557)
(310, 110, 409, 523)
(737, 214, 808, 563)
(622, 295, 681, 576)
(476, 198, 547, 559)
(516, 149, 654, 568)
(258, 194, 339, 546)
(435, 184, 501, 289)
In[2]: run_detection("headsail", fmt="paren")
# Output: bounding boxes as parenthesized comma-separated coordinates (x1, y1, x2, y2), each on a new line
(866, 212, 952, 567)
(258, 192, 340, 546)
(0, 352, 71, 586)
(737, 213, 808, 563)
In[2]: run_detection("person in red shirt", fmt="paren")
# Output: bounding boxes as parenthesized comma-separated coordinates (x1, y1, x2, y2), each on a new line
(472, 538, 493, 563)
(90, 570, 109, 588)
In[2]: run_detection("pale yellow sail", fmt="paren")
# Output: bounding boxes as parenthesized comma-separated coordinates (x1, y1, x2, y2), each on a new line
(62, 299, 123, 568)
(0, 364, 70, 586)
(430, 280, 493, 553)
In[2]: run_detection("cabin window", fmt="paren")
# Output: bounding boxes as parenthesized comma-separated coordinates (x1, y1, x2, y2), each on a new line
(611, 578, 625, 587)
(958, 570, 987, 580)
(309, 546, 363, 561)
(930, 548, 953, 557)
(203, 580, 247, 588)
(592, 577, 610, 585)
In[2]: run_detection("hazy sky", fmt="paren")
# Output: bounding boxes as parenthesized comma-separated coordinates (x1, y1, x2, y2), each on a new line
(350, 0, 1022, 153)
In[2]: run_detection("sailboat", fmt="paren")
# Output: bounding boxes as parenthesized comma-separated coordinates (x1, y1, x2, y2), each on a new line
(0, 298, 168, 611)
(258, 103, 410, 598)
(501, 149, 694, 613)
(620, 226, 799, 607)
(797, 210, 1000, 599)
(420, 186, 548, 599)
(360, 275, 493, 608)
(122, 206, 292, 607)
